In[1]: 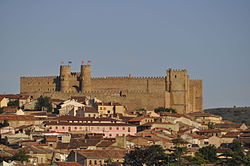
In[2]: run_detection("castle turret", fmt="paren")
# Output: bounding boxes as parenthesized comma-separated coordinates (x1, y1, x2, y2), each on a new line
(166, 69, 189, 114)
(80, 65, 92, 92)
(60, 65, 71, 92)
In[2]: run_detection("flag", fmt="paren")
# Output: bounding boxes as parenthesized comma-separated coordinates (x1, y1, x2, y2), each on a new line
(87, 60, 91, 63)
(82, 61, 85, 64)
(68, 61, 72, 64)
(60, 61, 64, 64)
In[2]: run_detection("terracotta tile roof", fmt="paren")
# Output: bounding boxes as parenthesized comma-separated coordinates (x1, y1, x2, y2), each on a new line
(96, 140, 114, 147)
(141, 122, 173, 126)
(188, 133, 207, 139)
(222, 132, 240, 138)
(2, 107, 18, 113)
(76, 149, 127, 159)
(197, 129, 223, 133)
(56, 143, 69, 149)
(159, 112, 183, 117)
(187, 112, 220, 118)
(45, 136, 58, 142)
(55, 115, 118, 122)
(214, 123, 242, 129)
(128, 116, 153, 122)
(45, 121, 135, 127)
(0, 115, 44, 121)
(54, 162, 82, 166)
(85, 107, 98, 113)
(56, 138, 103, 150)
(119, 116, 134, 122)
(21, 145, 53, 154)
(15, 124, 33, 130)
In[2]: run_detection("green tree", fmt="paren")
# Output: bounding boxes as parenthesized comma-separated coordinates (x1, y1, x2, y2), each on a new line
(167, 136, 188, 165)
(0, 120, 9, 128)
(124, 145, 168, 166)
(219, 141, 250, 166)
(195, 145, 217, 164)
(2, 120, 9, 127)
(7, 99, 19, 107)
(0, 107, 3, 114)
(207, 122, 215, 129)
(12, 150, 29, 162)
(35, 96, 52, 112)
(154, 107, 177, 113)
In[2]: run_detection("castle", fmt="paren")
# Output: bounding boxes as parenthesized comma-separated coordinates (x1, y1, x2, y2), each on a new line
(20, 65, 203, 114)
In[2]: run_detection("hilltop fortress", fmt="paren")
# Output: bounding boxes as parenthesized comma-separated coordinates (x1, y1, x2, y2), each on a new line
(20, 65, 202, 114)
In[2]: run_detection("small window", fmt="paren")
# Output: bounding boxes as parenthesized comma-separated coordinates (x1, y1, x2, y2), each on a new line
(108, 110, 111, 114)
(122, 127, 125, 130)
(62, 127, 65, 129)
(75, 127, 77, 129)
(100, 107, 102, 110)
(109, 127, 112, 130)
(128, 127, 131, 132)
(175, 75, 177, 78)
(116, 127, 119, 130)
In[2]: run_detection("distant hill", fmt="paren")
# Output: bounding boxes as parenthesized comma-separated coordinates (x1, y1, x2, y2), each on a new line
(204, 107, 250, 126)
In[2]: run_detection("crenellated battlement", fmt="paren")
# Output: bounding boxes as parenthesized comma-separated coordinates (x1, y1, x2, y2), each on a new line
(92, 76, 165, 80)
(21, 76, 56, 79)
(20, 65, 202, 114)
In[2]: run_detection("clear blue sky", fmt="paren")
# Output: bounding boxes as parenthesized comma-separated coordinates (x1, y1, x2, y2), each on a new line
(0, 0, 249, 109)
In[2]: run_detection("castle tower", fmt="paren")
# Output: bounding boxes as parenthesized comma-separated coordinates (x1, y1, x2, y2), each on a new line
(166, 69, 189, 114)
(60, 65, 71, 92)
(80, 65, 92, 92)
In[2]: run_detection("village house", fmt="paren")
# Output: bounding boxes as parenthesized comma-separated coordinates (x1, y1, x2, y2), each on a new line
(57, 99, 85, 116)
(0, 97, 8, 108)
(0, 94, 32, 108)
(82, 106, 99, 117)
(0, 115, 45, 127)
(67, 149, 127, 166)
(187, 112, 222, 124)
(128, 116, 155, 126)
(45, 121, 136, 138)
(53, 161, 82, 166)
(138, 122, 179, 132)
(93, 102, 127, 117)
(20, 145, 54, 165)
(196, 129, 227, 137)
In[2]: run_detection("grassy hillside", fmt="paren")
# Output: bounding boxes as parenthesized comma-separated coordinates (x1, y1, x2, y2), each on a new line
(204, 107, 250, 126)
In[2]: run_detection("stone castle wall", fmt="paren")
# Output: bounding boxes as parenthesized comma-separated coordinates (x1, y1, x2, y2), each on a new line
(20, 65, 203, 113)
